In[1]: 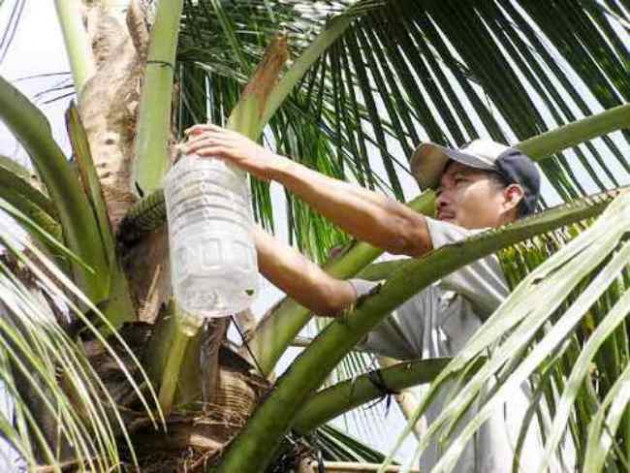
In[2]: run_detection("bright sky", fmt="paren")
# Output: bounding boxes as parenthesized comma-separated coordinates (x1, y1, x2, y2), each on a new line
(0, 1, 72, 165)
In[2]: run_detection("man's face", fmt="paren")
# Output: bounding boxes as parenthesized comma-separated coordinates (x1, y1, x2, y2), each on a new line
(436, 161, 512, 229)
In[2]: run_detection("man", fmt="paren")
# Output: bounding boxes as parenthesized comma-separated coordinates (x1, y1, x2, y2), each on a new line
(179, 125, 561, 472)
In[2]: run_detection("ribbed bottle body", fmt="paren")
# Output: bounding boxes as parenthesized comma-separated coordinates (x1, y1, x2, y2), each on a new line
(164, 155, 258, 323)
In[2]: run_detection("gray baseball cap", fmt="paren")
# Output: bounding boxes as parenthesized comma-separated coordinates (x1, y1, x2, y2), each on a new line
(410, 139, 541, 215)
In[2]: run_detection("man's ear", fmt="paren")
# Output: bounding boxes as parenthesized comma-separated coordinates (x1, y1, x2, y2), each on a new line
(503, 184, 524, 216)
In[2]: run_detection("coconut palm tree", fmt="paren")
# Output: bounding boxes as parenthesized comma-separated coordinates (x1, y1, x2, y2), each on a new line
(0, 0, 629, 471)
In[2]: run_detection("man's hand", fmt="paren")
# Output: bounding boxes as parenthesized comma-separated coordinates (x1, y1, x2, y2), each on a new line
(179, 124, 285, 181)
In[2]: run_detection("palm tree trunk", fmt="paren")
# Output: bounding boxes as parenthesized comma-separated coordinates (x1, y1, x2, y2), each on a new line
(70, 0, 175, 324)
(78, 0, 148, 233)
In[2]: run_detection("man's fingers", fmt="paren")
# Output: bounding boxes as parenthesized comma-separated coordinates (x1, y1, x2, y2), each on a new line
(197, 146, 225, 157)
(186, 132, 235, 145)
(181, 139, 235, 160)
(185, 123, 225, 136)
(184, 144, 230, 160)
(182, 134, 216, 147)
(179, 136, 231, 154)
(182, 129, 243, 149)
(184, 124, 212, 135)
(177, 137, 204, 154)
(184, 124, 246, 142)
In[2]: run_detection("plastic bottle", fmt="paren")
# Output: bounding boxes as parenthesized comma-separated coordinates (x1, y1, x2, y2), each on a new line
(164, 154, 258, 329)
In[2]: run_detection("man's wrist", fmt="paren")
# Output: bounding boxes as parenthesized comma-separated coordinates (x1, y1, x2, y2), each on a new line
(267, 153, 297, 183)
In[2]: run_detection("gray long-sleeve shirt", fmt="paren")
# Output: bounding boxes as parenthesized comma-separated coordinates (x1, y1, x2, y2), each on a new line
(351, 218, 572, 473)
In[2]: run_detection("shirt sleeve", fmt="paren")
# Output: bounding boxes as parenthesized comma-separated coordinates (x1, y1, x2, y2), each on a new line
(349, 254, 421, 360)
(349, 251, 408, 298)
(425, 217, 509, 318)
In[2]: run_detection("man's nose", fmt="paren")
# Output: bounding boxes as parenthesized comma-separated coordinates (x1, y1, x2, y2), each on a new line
(436, 190, 450, 208)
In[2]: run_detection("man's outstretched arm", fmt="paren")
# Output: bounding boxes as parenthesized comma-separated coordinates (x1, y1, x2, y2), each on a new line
(254, 227, 356, 317)
(180, 125, 433, 257)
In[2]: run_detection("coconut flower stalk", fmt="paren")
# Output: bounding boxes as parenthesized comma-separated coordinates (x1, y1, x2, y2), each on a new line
(133, 0, 185, 195)
(54, 0, 96, 96)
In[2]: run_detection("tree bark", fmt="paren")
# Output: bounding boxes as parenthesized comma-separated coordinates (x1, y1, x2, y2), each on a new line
(77, 1, 173, 323)
(79, 0, 147, 233)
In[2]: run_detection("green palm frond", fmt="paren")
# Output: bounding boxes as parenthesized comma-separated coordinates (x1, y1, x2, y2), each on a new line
(294, 358, 450, 435)
(107, 2, 630, 461)
(498, 221, 593, 291)
(0, 155, 61, 243)
(0, 75, 110, 306)
(215, 185, 625, 473)
(315, 424, 389, 464)
(385, 191, 630, 472)
(0, 201, 161, 471)
(176, 0, 629, 259)
(269, 423, 391, 472)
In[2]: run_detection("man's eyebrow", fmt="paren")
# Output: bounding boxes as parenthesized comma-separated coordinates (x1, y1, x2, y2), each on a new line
(451, 169, 472, 178)
(439, 167, 476, 188)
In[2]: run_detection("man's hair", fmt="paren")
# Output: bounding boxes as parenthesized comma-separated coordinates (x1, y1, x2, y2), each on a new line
(485, 170, 527, 219)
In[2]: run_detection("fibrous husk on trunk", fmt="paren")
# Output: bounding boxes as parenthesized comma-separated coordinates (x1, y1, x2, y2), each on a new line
(79, 0, 148, 233)
(78, 316, 270, 471)
(130, 343, 270, 472)
(78, 0, 170, 322)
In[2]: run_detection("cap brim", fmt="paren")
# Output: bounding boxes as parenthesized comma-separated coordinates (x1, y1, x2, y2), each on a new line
(410, 143, 496, 189)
